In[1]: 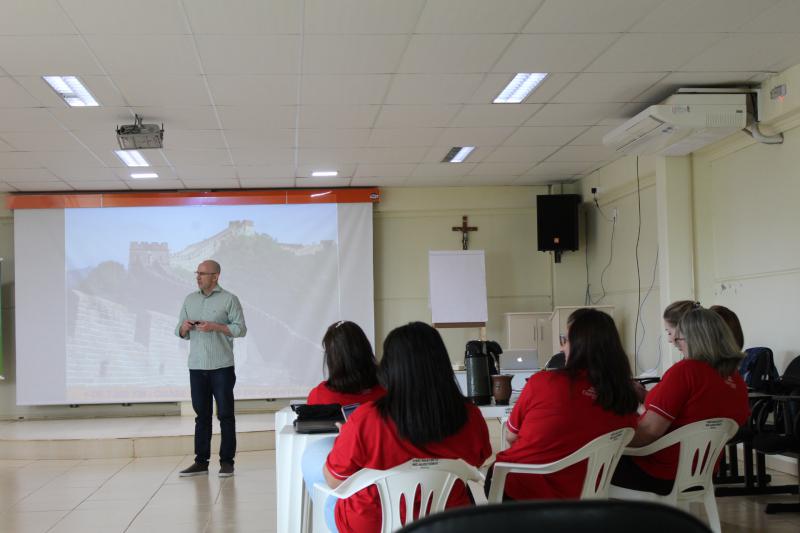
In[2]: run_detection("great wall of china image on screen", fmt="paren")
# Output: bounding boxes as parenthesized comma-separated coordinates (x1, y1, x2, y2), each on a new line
(65, 220, 337, 402)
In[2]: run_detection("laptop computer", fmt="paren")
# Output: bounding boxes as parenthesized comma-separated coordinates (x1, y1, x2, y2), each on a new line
(500, 349, 539, 371)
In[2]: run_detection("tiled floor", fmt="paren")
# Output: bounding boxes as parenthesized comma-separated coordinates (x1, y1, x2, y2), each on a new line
(0, 451, 798, 532)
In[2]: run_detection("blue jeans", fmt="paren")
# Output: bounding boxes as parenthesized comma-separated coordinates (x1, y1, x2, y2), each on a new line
(190, 366, 236, 464)
(301, 437, 338, 532)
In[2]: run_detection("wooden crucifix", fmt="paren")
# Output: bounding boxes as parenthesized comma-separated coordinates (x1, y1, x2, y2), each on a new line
(452, 215, 478, 250)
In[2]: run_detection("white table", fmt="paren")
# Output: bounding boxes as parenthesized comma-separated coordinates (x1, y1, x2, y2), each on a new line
(275, 400, 519, 533)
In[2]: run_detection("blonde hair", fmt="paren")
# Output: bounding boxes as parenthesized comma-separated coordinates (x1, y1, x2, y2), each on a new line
(676, 308, 743, 377)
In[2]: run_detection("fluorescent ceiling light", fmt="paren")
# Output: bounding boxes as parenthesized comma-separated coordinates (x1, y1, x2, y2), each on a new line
(43, 76, 99, 107)
(115, 150, 149, 167)
(311, 171, 338, 177)
(442, 146, 475, 163)
(130, 172, 158, 179)
(494, 73, 548, 104)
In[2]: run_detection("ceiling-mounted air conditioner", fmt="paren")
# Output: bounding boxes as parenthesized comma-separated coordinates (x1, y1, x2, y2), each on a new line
(602, 92, 749, 156)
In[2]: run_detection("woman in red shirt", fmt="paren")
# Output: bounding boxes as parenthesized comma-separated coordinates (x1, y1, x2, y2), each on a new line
(611, 307, 750, 494)
(307, 320, 386, 406)
(488, 308, 640, 500)
(322, 322, 492, 533)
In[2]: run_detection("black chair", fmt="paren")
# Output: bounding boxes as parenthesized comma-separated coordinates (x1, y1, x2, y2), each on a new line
(716, 355, 800, 499)
(397, 501, 711, 533)
(751, 355, 800, 514)
(544, 351, 565, 370)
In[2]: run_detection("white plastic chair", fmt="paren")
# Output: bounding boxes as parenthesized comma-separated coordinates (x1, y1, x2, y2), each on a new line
(609, 418, 738, 533)
(487, 427, 634, 502)
(311, 458, 485, 533)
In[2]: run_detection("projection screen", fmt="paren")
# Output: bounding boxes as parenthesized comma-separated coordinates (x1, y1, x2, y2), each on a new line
(15, 201, 374, 405)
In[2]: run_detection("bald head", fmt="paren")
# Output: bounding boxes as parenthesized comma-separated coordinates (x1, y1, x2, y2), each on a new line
(201, 260, 221, 274)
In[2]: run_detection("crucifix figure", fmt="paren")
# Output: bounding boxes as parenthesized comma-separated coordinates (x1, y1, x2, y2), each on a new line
(452, 215, 478, 250)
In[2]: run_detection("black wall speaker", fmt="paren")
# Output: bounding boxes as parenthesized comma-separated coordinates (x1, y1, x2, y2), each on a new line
(536, 194, 581, 258)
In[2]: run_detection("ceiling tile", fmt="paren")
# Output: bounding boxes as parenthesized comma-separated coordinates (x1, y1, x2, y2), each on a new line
(239, 178, 296, 187)
(743, 0, 800, 32)
(450, 104, 542, 127)
(225, 129, 295, 149)
(374, 105, 461, 128)
(0, 108, 69, 131)
(0, 36, 102, 76)
(163, 130, 228, 150)
(207, 75, 298, 106)
(525, 103, 623, 126)
(492, 34, 618, 73)
(398, 35, 512, 74)
(552, 72, 666, 103)
(129, 178, 183, 190)
(183, 0, 303, 35)
(195, 36, 301, 75)
(527, 160, 595, 176)
(49, 108, 136, 133)
(469, 162, 534, 176)
(503, 126, 587, 146)
(47, 167, 118, 180)
(174, 165, 237, 179)
(0, 168, 58, 180)
(0, 77, 45, 108)
(303, 35, 409, 74)
(459, 175, 519, 186)
(299, 105, 380, 129)
(61, 0, 190, 34)
(421, 145, 493, 164)
(299, 129, 370, 148)
(587, 33, 724, 73)
(483, 146, 557, 164)
(367, 129, 443, 148)
(236, 166, 294, 179)
(384, 74, 484, 105)
(415, 0, 543, 33)
(5, 180, 72, 191)
(294, 177, 351, 187)
(679, 34, 800, 72)
(301, 75, 391, 105)
(631, 0, 781, 33)
(133, 107, 220, 130)
(0, 182, 18, 191)
(87, 35, 203, 76)
(162, 149, 232, 167)
(469, 73, 576, 104)
(217, 106, 296, 130)
(569, 125, 617, 146)
(350, 176, 408, 187)
(1, 131, 85, 151)
(0, 0, 76, 35)
(113, 166, 177, 180)
(180, 178, 241, 189)
(403, 176, 462, 187)
(114, 76, 213, 106)
(411, 163, 477, 177)
(514, 174, 567, 185)
(297, 148, 358, 166)
(523, 0, 662, 33)
(354, 163, 417, 178)
(546, 145, 619, 162)
(304, 0, 425, 34)
(230, 148, 294, 166)
(0, 138, 12, 151)
(68, 180, 129, 190)
(435, 127, 516, 147)
(359, 147, 428, 164)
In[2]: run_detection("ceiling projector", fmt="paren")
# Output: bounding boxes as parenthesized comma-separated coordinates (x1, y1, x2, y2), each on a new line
(116, 114, 164, 150)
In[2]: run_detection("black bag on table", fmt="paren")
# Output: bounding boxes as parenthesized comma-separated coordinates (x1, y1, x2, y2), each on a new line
(292, 403, 344, 434)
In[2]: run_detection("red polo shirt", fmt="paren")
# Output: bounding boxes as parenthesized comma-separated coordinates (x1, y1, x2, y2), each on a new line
(497, 370, 637, 500)
(636, 359, 749, 479)
(325, 402, 492, 533)
(307, 381, 386, 406)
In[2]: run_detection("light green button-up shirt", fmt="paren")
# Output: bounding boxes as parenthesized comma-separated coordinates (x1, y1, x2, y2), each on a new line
(175, 285, 247, 370)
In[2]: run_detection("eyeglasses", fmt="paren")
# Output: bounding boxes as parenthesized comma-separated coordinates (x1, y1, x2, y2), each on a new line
(559, 334, 567, 346)
(195, 271, 216, 276)
(673, 336, 685, 342)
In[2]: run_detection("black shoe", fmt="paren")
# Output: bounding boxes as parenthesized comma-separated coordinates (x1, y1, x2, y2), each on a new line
(179, 462, 208, 477)
(219, 462, 234, 477)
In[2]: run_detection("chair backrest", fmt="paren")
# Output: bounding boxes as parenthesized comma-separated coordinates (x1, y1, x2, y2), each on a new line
(489, 427, 634, 502)
(660, 418, 738, 499)
(396, 500, 713, 533)
(329, 458, 484, 533)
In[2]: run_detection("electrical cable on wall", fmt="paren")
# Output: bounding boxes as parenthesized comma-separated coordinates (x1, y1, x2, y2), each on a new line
(636, 245, 660, 374)
(586, 192, 616, 305)
(634, 156, 643, 372)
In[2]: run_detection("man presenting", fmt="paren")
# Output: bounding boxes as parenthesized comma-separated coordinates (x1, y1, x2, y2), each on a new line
(176, 259, 246, 477)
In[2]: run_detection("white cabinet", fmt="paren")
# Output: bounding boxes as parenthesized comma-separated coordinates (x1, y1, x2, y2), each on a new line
(503, 312, 553, 368)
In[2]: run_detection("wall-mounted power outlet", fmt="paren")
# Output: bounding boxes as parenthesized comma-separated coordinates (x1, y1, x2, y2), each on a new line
(612, 208, 619, 221)
(591, 186, 600, 195)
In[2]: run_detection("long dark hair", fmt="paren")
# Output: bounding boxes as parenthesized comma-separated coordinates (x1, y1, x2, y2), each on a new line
(322, 321, 379, 393)
(677, 308, 743, 377)
(563, 308, 639, 416)
(376, 322, 467, 447)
